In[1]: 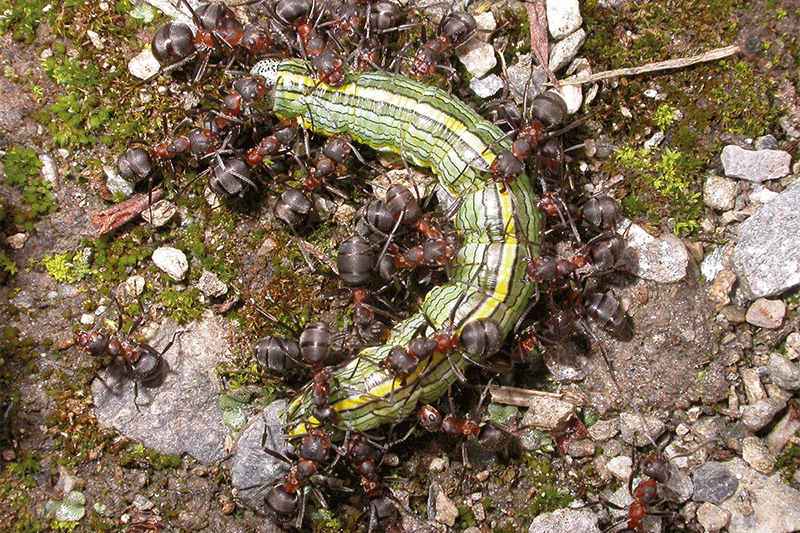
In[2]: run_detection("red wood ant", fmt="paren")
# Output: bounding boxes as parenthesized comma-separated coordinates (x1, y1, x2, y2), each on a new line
(75, 303, 180, 410)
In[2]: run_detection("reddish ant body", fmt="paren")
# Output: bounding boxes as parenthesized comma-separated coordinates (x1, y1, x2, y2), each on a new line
(75, 308, 179, 410)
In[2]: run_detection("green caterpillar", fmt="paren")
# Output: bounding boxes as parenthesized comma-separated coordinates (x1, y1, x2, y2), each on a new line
(251, 58, 543, 433)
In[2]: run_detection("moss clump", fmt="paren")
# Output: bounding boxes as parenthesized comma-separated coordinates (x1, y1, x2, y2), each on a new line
(159, 287, 205, 323)
(3, 146, 57, 231)
(612, 146, 704, 235)
(41, 252, 91, 283)
(707, 60, 780, 137)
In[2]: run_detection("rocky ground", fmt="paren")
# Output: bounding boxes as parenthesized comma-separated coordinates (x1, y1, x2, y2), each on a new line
(1, 0, 800, 532)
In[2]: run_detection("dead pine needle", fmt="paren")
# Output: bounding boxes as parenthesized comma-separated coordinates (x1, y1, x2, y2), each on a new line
(559, 45, 741, 86)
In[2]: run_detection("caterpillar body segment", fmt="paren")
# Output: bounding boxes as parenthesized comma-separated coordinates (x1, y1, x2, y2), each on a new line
(251, 58, 544, 434)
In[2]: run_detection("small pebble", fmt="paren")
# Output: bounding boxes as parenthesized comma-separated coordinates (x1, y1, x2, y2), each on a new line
(786, 332, 800, 360)
(643, 131, 665, 150)
(152, 246, 188, 281)
(708, 269, 737, 310)
(616, 220, 689, 283)
(433, 487, 458, 527)
(197, 270, 227, 299)
(547, 0, 583, 40)
(745, 298, 786, 329)
(721, 144, 791, 182)
(548, 28, 586, 72)
(767, 352, 800, 390)
(140, 199, 177, 227)
(704, 175, 737, 211)
(741, 367, 767, 403)
(565, 438, 595, 458)
(754, 134, 779, 151)
(741, 396, 788, 432)
(606, 455, 632, 482)
(119, 275, 146, 299)
(7, 233, 27, 249)
(692, 462, 738, 504)
(457, 38, 496, 79)
(129, 50, 161, 80)
(132, 494, 153, 511)
(618, 412, 665, 446)
(587, 418, 619, 441)
(696, 502, 731, 532)
(470, 73, 504, 98)
(429, 457, 446, 473)
(559, 83, 583, 115)
(104, 166, 134, 197)
(742, 436, 776, 473)
(528, 508, 600, 533)
(719, 305, 746, 324)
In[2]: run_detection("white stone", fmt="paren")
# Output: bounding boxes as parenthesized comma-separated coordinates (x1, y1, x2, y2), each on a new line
(457, 38, 496, 79)
(617, 220, 689, 283)
(549, 29, 586, 72)
(547, 0, 583, 40)
(152, 246, 188, 281)
(704, 175, 737, 211)
(128, 50, 161, 80)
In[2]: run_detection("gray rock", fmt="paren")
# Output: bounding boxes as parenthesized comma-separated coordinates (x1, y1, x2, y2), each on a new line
(697, 502, 731, 533)
(617, 220, 689, 283)
(719, 458, 800, 533)
(663, 468, 694, 503)
(152, 246, 188, 281)
(618, 412, 665, 446)
(456, 38, 496, 79)
(91, 316, 233, 463)
(742, 436, 776, 473)
(546, 0, 582, 40)
(730, 179, 800, 298)
(470, 74, 504, 98)
(548, 28, 586, 72)
(692, 462, 738, 504)
(741, 396, 788, 432)
(104, 166, 134, 197)
(528, 507, 600, 533)
(754, 134, 779, 151)
(507, 54, 548, 105)
(197, 269, 227, 299)
(704, 175, 737, 211)
(429, 482, 458, 527)
(643, 130, 665, 150)
(721, 145, 791, 182)
(767, 352, 800, 390)
(745, 298, 786, 329)
(230, 400, 290, 503)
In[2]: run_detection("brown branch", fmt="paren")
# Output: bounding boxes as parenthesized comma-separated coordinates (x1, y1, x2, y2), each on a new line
(560, 45, 740, 85)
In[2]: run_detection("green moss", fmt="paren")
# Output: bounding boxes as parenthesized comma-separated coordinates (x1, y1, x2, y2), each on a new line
(612, 146, 704, 235)
(159, 287, 205, 323)
(707, 60, 779, 137)
(3, 146, 57, 231)
(653, 104, 679, 131)
(41, 252, 91, 283)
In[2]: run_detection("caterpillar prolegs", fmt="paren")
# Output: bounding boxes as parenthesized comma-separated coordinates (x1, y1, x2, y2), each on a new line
(251, 58, 547, 434)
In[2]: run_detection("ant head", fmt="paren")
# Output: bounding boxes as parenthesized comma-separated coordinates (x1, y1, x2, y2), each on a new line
(75, 330, 109, 357)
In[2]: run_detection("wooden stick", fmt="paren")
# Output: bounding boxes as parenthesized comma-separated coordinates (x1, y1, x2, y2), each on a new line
(560, 45, 740, 86)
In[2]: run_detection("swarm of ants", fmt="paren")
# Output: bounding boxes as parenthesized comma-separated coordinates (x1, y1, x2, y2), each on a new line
(73, 0, 686, 531)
